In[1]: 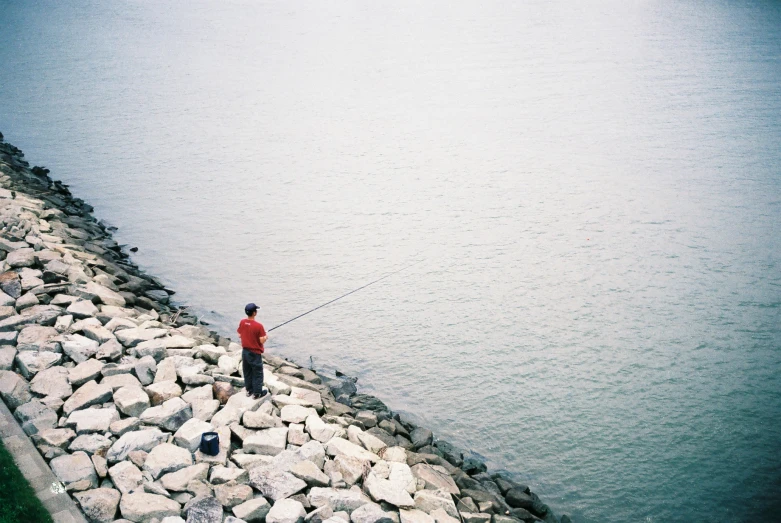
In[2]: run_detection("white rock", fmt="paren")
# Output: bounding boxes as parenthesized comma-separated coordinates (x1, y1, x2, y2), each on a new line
(290, 458, 330, 487)
(410, 464, 459, 495)
(68, 358, 105, 386)
(140, 396, 193, 432)
(95, 338, 123, 360)
(413, 490, 458, 518)
(67, 299, 99, 319)
(82, 323, 115, 345)
(63, 380, 113, 415)
(14, 350, 62, 379)
(232, 497, 271, 522)
(145, 380, 183, 405)
(73, 487, 121, 523)
(389, 462, 417, 494)
(106, 428, 168, 463)
(69, 433, 113, 456)
(382, 447, 408, 464)
(29, 366, 72, 399)
(159, 462, 210, 492)
(60, 333, 99, 363)
(281, 405, 318, 424)
(108, 460, 145, 494)
(326, 436, 380, 464)
(244, 427, 288, 456)
(174, 418, 214, 452)
(119, 492, 181, 522)
(214, 483, 254, 508)
(364, 472, 415, 508)
(50, 451, 98, 491)
(66, 408, 120, 434)
(114, 386, 151, 417)
(84, 281, 126, 307)
(308, 487, 372, 514)
(154, 357, 178, 382)
(144, 442, 194, 479)
(248, 464, 307, 501)
(266, 498, 306, 523)
(243, 410, 284, 429)
(399, 509, 435, 523)
(305, 414, 337, 443)
(116, 327, 168, 348)
(350, 502, 397, 523)
(16, 325, 60, 351)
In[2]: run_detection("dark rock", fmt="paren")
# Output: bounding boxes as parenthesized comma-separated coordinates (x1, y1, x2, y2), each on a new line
(434, 440, 464, 467)
(350, 394, 389, 413)
(457, 496, 479, 513)
(0, 272, 22, 299)
(505, 488, 535, 510)
(410, 427, 433, 450)
(366, 427, 396, 448)
(321, 375, 357, 403)
(417, 445, 443, 458)
(456, 476, 484, 492)
(462, 456, 488, 475)
(185, 495, 223, 523)
(509, 508, 542, 522)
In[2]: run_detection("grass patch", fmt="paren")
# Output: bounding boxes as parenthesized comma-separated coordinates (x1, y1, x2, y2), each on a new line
(0, 438, 53, 523)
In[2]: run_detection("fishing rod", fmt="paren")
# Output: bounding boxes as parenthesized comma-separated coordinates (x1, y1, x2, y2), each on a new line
(267, 258, 424, 332)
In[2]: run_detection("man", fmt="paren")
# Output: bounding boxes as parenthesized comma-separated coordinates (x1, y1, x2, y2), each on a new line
(237, 302, 268, 399)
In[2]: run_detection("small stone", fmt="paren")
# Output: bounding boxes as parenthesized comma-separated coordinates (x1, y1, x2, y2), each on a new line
(0, 369, 33, 409)
(290, 459, 330, 487)
(159, 463, 210, 492)
(106, 428, 168, 463)
(67, 299, 99, 319)
(66, 408, 120, 434)
(92, 454, 109, 478)
(248, 464, 307, 501)
(69, 433, 113, 456)
(145, 380, 183, 406)
(183, 495, 222, 522)
(214, 483, 254, 508)
(350, 502, 396, 523)
(14, 399, 58, 435)
(109, 461, 145, 494)
(134, 355, 157, 385)
(14, 350, 62, 379)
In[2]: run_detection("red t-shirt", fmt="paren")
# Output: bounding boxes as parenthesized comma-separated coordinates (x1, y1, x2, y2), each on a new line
(237, 318, 266, 354)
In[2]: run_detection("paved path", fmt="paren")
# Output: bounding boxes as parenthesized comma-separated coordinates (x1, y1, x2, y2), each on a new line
(0, 398, 87, 523)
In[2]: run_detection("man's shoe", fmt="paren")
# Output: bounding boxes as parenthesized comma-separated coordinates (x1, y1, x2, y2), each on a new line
(252, 390, 268, 400)
(245, 388, 253, 397)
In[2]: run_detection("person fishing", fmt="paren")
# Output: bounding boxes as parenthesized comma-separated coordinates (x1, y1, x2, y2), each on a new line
(237, 303, 268, 399)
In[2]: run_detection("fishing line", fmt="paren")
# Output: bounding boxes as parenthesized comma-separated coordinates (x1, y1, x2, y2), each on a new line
(267, 258, 425, 332)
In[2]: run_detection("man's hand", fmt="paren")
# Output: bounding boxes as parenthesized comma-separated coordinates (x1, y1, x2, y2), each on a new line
(260, 335, 268, 344)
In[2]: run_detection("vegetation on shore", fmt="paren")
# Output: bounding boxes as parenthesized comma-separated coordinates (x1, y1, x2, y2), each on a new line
(0, 438, 53, 523)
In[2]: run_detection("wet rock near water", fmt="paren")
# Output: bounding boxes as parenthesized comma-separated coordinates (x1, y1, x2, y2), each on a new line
(0, 136, 567, 523)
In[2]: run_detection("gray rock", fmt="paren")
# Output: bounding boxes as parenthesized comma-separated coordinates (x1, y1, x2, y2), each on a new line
(214, 483, 253, 508)
(82, 282, 127, 307)
(184, 495, 222, 523)
(0, 369, 33, 409)
(159, 463, 210, 492)
(32, 427, 76, 450)
(15, 292, 39, 310)
(330, 455, 365, 485)
(281, 405, 319, 424)
(15, 350, 62, 379)
(348, 426, 387, 455)
(108, 461, 145, 494)
(308, 487, 372, 514)
(0, 305, 15, 320)
(144, 442, 194, 479)
(0, 345, 16, 370)
(6, 248, 36, 268)
(248, 464, 307, 501)
(120, 492, 181, 522)
(146, 380, 183, 406)
(232, 497, 271, 522)
(243, 410, 285, 429)
(409, 428, 433, 450)
(290, 459, 330, 487)
(0, 290, 15, 307)
(73, 488, 121, 522)
(82, 323, 116, 345)
(66, 407, 120, 434)
(102, 372, 142, 391)
(67, 299, 99, 319)
(16, 325, 60, 352)
(209, 465, 248, 485)
(134, 355, 157, 385)
(193, 425, 231, 466)
(326, 436, 380, 464)
(244, 427, 288, 456)
(355, 411, 378, 429)
(413, 490, 458, 518)
(63, 380, 113, 415)
(106, 428, 168, 463)
(154, 357, 178, 382)
(364, 472, 414, 508)
(14, 399, 58, 435)
(69, 358, 106, 386)
(140, 396, 193, 432)
(350, 502, 396, 523)
(460, 514, 491, 523)
(410, 464, 459, 495)
(92, 454, 109, 478)
(95, 338, 123, 360)
(174, 418, 214, 452)
(190, 398, 220, 422)
(29, 366, 72, 399)
(266, 498, 307, 523)
(133, 338, 168, 362)
(110, 417, 141, 436)
(60, 333, 100, 363)
(399, 510, 435, 523)
(388, 462, 416, 494)
(69, 433, 113, 456)
(114, 386, 151, 417)
(116, 327, 168, 348)
(288, 423, 311, 446)
(51, 451, 99, 491)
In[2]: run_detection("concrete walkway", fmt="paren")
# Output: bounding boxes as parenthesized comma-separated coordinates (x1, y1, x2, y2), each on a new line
(0, 398, 87, 523)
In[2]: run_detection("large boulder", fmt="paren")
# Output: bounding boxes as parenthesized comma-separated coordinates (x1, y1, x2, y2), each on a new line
(69, 433, 113, 456)
(413, 489, 458, 518)
(364, 472, 415, 508)
(326, 436, 380, 464)
(106, 428, 168, 463)
(63, 380, 113, 415)
(0, 370, 33, 409)
(248, 464, 307, 501)
(243, 427, 288, 456)
(66, 408, 120, 434)
(0, 346, 16, 370)
(82, 282, 127, 307)
(243, 410, 284, 429)
(214, 483, 253, 508)
(29, 366, 72, 399)
(119, 492, 181, 522)
(144, 443, 193, 479)
(350, 502, 397, 523)
(67, 299, 99, 319)
(266, 498, 306, 523)
(281, 405, 318, 424)
(140, 396, 192, 431)
(410, 464, 459, 495)
(73, 488, 121, 523)
(116, 327, 168, 348)
(145, 380, 183, 405)
(50, 451, 98, 491)
(290, 459, 330, 487)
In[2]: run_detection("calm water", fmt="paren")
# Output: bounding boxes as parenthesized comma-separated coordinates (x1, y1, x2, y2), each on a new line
(2, 1, 781, 521)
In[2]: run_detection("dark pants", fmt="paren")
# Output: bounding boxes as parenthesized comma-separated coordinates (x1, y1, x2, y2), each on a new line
(242, 349, 264, 394)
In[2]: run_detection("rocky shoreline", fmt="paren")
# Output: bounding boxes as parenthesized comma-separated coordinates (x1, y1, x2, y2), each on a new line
(0, 133, 570, 523)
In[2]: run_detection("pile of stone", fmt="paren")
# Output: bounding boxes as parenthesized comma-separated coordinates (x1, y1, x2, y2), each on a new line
(0, 135, 569, 523)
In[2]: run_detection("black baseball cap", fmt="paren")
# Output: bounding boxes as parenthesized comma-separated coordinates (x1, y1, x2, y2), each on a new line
(245, 303, 259, 315)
